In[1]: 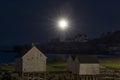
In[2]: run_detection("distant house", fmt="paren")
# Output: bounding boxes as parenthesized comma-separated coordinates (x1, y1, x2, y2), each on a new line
(67, 55, 100, 75)
(67, 55, 75, 72)
(15, 44, 47, 80)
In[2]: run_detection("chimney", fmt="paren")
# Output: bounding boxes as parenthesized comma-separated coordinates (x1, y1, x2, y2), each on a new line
(32, 43, 35, 47)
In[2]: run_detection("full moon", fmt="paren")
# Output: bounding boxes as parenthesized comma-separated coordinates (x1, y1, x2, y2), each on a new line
(57, 19, 69, 30)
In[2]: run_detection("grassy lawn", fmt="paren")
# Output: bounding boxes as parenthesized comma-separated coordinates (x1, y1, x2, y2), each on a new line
(46, 61, 67, 72)
(46, 58, 120, 72)
(0, 61, 67, 72)
(99, 58, 120, 68)
(0, 58, 120, 72)
(0, 64, 15, 72)
(46, 57, 120, 72)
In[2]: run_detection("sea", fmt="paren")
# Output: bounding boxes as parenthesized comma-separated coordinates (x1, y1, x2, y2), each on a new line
(0, 45, 68, 63)
(0, 46, 119, 63)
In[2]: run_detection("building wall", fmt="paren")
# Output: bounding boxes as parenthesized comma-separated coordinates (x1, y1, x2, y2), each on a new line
(79, 64, 100, 75)
(68, 56, 100, 75)
(74, 58, 80, 74)
(67, 56, 73, 72)
(22, 47, 46, 72)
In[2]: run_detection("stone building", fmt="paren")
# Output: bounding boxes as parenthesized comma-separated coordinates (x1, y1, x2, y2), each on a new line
(67, 55, 100, 75)
(15, 44, 47, 80)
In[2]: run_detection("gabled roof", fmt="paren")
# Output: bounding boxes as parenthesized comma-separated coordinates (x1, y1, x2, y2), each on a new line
(69, 55, 99, 63)
(76, 55, 99, 63)
(70, 55, 76, 60)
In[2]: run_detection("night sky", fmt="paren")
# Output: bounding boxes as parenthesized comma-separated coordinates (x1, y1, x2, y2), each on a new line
(0, 0, 120, 45)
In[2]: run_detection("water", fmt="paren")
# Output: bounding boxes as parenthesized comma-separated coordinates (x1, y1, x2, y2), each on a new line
(0, 46, 119, 63)
(0, 52, 16, 63)
(0, 52, 68, 63)
(0, 46, 16, 63)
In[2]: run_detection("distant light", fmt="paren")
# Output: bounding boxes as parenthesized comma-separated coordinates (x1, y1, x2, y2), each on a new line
(57, 18, 69, 30)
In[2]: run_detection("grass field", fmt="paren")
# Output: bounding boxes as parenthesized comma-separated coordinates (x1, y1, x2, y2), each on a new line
(0, 57, 120, 72)
(47, 57, 120, 72)
(0, 61, 67, 72)
(46, 57, 120, 72)
(46, 61, 67, 72)
(0, 64, 14, 72)
(99, 58, 120, 68)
